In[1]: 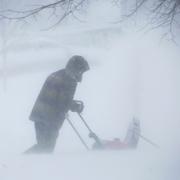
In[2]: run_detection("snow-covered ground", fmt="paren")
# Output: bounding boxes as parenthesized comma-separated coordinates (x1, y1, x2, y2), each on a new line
(0, 2, 180, 179)
(0, 149, 179, 180)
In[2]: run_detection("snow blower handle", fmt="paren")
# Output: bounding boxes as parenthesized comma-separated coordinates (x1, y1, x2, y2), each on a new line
(88, 132, 102, 146)
(66, 114, 89, 150)
(77, 113, 103, 147)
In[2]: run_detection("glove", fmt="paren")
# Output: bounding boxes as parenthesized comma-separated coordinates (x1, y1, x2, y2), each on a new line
(70, 100, 84, 113)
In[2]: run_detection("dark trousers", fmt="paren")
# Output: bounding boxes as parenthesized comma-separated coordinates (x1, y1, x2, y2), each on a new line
(25, 119, 65, 154)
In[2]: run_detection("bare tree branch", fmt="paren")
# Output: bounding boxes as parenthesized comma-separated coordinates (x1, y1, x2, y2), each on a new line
(0, 0, 87, 28)
(119, 0, 180, 42)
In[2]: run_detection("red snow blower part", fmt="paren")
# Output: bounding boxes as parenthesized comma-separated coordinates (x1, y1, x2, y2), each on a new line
(66, 112, 159, 150)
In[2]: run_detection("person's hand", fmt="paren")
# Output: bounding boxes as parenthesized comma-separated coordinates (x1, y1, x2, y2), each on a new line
(70, 100, 84, 113)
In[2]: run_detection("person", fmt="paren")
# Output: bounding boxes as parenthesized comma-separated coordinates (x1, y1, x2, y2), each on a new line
(92, 118, 140, 150)
(25, 55, 90, 154)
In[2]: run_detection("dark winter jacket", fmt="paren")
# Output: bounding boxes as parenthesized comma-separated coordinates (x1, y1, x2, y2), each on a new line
(29, 69, 77, 122)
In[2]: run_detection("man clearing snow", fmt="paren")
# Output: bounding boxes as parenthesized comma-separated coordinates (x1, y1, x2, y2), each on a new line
(25, 55, 90, 154)
(92, 118, 141, 150)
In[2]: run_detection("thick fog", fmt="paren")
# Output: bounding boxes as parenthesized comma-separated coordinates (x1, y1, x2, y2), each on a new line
(0, 1, 179, 180)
